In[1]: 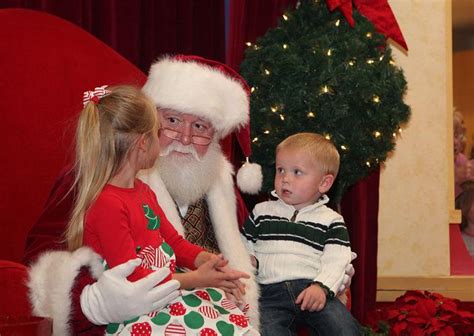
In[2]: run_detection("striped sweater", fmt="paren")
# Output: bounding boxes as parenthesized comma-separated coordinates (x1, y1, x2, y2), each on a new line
(241, 193, 352, 295)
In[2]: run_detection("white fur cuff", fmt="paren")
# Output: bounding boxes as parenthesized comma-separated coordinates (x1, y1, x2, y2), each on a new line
(28, 247, 103, 336)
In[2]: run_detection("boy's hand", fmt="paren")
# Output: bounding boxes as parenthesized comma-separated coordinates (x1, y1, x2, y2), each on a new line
(295, 283, 327, 312)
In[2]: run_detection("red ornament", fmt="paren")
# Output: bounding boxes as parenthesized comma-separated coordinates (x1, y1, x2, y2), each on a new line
(200, 327, 218, 336)
(169, 302, 187, 316)
(169, 259, 176, 273)
(131, 322, 152, 336)
(199, 306, 219, 319)
(221, 299, 237, 310)
(164, 323, 186, 335)
(195, 290, 211, 301)
(229, 314, 249, 328)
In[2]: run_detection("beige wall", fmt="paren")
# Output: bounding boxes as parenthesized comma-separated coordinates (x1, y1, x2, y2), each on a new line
(378, 0, 452, 277)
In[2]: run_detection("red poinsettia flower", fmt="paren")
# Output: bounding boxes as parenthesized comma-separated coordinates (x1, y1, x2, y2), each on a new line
(365, 290, 474, 336)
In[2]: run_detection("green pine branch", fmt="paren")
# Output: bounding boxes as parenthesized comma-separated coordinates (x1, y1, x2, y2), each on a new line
(240, 0, 410, 203)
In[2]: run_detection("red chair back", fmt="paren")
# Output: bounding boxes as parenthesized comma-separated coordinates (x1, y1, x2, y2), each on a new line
(0, 9, 146, 262)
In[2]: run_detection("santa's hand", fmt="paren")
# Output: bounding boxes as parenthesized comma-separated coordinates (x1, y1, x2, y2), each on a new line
(338, 252, 357, 295)
(80, 258, 180, 325)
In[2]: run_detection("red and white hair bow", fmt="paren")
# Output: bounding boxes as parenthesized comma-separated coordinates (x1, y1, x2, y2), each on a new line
(83, 85, 111, 107)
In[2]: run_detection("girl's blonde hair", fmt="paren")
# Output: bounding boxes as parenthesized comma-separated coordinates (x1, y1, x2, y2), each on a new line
(66, 85, 158, 250)
(276, 132, 340, 178)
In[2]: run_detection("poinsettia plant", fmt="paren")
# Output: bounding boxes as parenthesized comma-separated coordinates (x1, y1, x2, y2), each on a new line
(363, 290, 474, 336)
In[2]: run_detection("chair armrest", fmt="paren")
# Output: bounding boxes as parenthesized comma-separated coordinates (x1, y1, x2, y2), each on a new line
(0, 260, 32, 317)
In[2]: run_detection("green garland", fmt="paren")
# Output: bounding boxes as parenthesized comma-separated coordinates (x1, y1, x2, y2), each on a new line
(240, 0, 410, 203)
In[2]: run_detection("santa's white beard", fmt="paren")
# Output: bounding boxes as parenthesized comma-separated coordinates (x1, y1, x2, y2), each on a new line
(158, 142, 222, 207)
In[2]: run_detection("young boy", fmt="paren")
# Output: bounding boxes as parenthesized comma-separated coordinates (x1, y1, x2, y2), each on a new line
(241, 132, 361, 335)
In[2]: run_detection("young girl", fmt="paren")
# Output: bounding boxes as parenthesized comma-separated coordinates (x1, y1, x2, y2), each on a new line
(67, 85, 255, 335)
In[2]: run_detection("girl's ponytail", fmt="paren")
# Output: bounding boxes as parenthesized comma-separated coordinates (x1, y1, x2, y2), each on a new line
(67, 102, 113, 250)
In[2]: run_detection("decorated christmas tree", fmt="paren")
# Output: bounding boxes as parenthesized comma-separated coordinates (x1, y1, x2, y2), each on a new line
(240, 0, 410, 203)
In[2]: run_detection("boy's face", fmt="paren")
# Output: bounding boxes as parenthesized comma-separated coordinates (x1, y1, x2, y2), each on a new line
(274, 148, 334, 210)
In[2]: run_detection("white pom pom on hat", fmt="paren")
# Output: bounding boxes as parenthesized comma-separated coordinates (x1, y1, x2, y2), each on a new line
(233, 118, 262, 195)
(143, 54, 262, 194)
(237, 158, 263, 195)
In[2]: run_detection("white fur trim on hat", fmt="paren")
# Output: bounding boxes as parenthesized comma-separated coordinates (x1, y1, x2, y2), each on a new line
(236, 158, 262, 195)
(143, 56, 249, 138)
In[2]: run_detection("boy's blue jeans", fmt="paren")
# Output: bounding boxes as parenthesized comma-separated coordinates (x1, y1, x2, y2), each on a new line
(259, 279, 361, 336)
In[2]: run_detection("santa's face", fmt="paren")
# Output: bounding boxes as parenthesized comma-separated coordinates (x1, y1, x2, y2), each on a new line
(156, 109, 223, 206)
(159, 109, 215, 159)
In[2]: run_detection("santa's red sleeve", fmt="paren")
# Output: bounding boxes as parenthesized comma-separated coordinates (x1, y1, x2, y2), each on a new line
(23, 168, 75, 264)
(234, 186, 250, 228)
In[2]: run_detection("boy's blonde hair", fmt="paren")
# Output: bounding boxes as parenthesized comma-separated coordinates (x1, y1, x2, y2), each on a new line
(66, 85, 158, 251)
(276, 132, 340, 178)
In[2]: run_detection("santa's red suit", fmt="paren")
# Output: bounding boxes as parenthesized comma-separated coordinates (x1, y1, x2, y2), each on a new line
(25, 55, 263, 335)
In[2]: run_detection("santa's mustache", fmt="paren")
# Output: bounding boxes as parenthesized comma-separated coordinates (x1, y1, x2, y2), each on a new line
(160, 142, 201, 161)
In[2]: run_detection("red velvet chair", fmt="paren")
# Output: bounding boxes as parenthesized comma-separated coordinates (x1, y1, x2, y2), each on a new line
(0, 261, 53, 334)
(0, 8, 146, 332)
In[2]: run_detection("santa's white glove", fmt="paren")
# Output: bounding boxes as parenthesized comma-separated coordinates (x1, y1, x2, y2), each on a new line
(80, 258, 180, 325)
(337, 252, 357, 295)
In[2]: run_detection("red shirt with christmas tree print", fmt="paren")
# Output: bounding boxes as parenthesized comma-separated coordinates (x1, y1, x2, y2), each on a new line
(84, 179, 204, 283)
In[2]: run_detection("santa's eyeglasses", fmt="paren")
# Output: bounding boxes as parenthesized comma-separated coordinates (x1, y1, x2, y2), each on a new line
(159, 128, 212, 146)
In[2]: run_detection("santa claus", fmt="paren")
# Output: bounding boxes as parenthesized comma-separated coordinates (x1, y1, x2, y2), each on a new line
(140, 55, 263, 329)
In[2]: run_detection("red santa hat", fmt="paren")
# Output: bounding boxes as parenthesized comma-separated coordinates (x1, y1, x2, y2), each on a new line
(143, 54, 262, 194)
